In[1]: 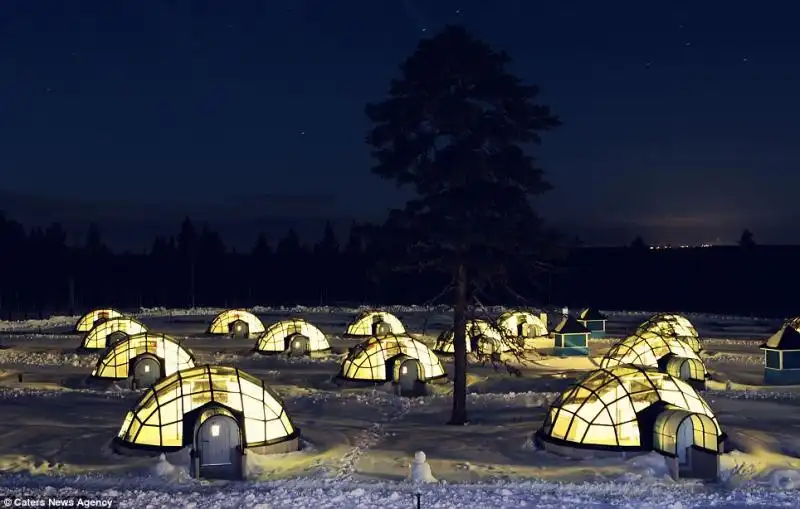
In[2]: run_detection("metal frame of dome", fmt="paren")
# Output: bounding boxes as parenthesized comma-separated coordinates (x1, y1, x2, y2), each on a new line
(497, 310, 548, 338)
(339, 334, 446, 382)
(432, 319, 510, 355)
(600, 330, 704, 377)
(114, 365, 299, 453)
(664, 356, 707, 389)
(344, 310, 405, 337)
(637, 313, 701, 353)
(74, 308, 125, 332)
(536, 365, 723, 454)
(91, 332, 196, 381)
(207, 309, 266, 336)
(81, 317, 149, 350)
(255, 318, 331, 354)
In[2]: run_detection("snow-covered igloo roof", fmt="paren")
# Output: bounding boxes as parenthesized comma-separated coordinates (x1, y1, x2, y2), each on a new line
(75, 308, 125, 332)
(539, 365, 721, 450)
(432, 319, 509, 354)
(600, 330, 703, 373)
(256, 318, 330, 353)
(81, 317, 149, 350)
(116, 365, 297, 449)
(207, 309, 266, 335)
(91, 332, 195, 380)
(340, 334, 445, 382)
(344, 310, 405, 336)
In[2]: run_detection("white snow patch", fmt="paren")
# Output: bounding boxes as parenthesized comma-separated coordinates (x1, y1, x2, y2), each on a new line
(0, 349, 98, 368)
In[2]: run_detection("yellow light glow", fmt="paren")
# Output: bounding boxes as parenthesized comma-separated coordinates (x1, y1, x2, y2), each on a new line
(497, 310, 548, 337)
(75, 308, 125, 332)
(665, 356, 706, 381)
(117, 365, 295, 448)
(340, 334, 445, 382)
(92, 333, 195, 380)
(542, 365, 721, 449)
(345, 311, 405, 336)
(208, 309, 266, 335)
(256, 319, 330, 353)
(600, 330, 705, 381)
(636, 314, 701, 352)
(653, 408, 719, 456)
(433, 319, 509, 355)
(82, 318, 149, 350)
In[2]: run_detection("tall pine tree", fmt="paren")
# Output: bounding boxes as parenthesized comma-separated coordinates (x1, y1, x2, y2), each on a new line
(364, 25, 560, 424)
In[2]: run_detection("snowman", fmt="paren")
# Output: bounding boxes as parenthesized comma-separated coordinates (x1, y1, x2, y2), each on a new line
(409, 451, 437, 483)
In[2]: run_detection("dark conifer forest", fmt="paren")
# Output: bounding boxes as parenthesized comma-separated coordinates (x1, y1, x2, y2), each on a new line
(0, 212, 795, 319)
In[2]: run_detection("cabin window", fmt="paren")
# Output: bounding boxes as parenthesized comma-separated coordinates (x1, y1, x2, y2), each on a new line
(765, 350, 781, 369)
(782, 351, 800, 370)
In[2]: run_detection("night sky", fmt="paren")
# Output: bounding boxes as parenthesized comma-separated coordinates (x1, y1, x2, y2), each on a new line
(2, 1, 799, 248)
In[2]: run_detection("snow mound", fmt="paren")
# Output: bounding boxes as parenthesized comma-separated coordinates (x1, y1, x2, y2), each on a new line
(152, 454, 191, 483)
(704, 389, 800, 401)
(0, 349, 98, 368)
(615, 452, 672, 483)
(0, 315, 78, 331)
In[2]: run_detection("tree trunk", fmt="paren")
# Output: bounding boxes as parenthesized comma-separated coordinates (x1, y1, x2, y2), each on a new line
(448, 261, 469, 425)
(190, 259, 196, 309)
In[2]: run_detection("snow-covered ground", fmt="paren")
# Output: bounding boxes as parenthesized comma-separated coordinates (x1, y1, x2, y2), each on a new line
(0, 307, 799, 508)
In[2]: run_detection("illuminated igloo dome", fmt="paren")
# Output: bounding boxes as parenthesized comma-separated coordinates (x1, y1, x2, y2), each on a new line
(339, 334, 446, 383)
(600, 331, 707, 388)
(256, 319, 331, 355)
(637, 313, 701, 353)
(497, 310, 548, 338)
(91, 332, 196, 388)
(207, 309, 266, 338)
(536, 365, 723, 460)
(432, 319, 510, 355)
(344, 310, 405, 337)
(75, 308, 125, 333)
(114, 365, 299, 480)
(81, 317, 149, 350)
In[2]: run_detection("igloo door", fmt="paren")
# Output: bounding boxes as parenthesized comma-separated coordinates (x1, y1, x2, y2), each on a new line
(679, 360, 692, 381)
(229, 320, 249, 339)
(287, 334, 310, 356)
(518, 322, 533, 338)
(132, 355, 161, 388)
(394, 357, 425, 396)
(194, 414, 243, 480)
(676, 417, 693, 466)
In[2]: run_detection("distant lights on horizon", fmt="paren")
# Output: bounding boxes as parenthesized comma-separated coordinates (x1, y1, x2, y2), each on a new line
(649, 243, 715, 250)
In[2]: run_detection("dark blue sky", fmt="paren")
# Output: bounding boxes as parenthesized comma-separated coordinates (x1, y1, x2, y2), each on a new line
(2, 1, 799, 247)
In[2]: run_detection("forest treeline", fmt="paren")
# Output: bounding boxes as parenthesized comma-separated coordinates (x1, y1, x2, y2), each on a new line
(0, 212, 795, 319)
